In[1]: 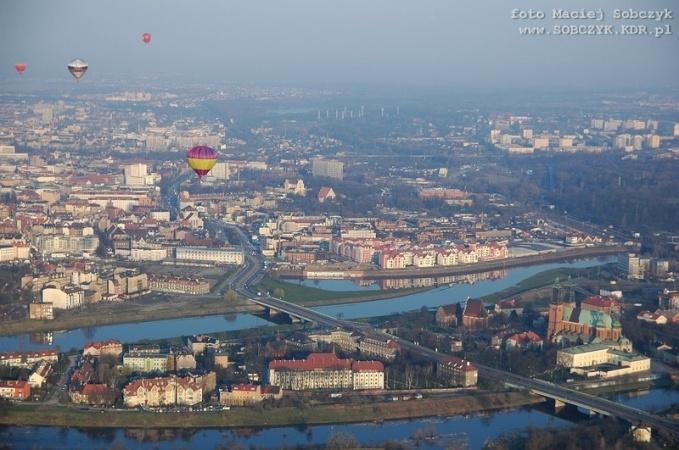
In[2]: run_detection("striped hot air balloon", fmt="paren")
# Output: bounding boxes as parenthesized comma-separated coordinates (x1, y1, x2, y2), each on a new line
(187, 146, 218, 180)
(67, 58, 88, 81)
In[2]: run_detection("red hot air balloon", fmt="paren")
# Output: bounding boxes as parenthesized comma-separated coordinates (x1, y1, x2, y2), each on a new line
(187, 146, 218, 180)
(142, 33, 152, 44)
(15, 63, 27, 75)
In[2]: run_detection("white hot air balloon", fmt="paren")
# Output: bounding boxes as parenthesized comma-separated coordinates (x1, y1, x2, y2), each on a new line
(67, 58, 88, 82)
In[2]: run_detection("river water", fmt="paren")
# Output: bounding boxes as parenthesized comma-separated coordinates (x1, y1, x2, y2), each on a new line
(0, 257, 613, 353)
(1, 389, 677, 449)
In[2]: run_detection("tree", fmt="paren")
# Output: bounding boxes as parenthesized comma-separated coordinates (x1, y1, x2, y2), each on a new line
(224, 289, 239, 302)
(273, 288, 285, 299)
(326, 431, 359, 450)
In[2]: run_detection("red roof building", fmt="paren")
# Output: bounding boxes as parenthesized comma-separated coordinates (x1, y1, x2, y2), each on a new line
(462, 298, 489, 329)
(0, 380, 31, 400)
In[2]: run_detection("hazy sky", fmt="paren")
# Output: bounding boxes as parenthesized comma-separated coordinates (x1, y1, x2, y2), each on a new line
(1, 0, 677, 89)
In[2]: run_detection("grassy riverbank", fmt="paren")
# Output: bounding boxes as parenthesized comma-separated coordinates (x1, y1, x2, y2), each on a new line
(0, 296, 257, 337)
(256, 277, 428, 306)
(0, 391, 542, 428)
(480, 264, 613, 304)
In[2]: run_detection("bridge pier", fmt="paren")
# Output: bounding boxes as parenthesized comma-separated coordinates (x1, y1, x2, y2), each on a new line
(552, 398, 567, 413)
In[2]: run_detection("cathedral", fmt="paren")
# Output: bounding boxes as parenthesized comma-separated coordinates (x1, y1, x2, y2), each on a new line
(547, 278, 622, 344)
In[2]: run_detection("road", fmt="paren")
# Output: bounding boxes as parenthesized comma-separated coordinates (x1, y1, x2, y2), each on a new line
(220, 221, 679, 439)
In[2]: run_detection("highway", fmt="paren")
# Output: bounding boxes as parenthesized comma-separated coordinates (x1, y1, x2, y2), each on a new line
(220, 221, 679, 440)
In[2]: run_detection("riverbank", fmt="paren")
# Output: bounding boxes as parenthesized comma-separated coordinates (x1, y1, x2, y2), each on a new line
(1, 280, 431, 337)
(0, 296, 259, 337)
(0, 390, 542, 428)
(256, 277, 429, 306)
(274, 245, 628, 280)
(479, 264, 614, 304)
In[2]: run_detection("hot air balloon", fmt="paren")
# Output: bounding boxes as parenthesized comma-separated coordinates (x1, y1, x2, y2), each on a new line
(15, 63, 27, 75)
(142, 33, 152, 44)
(67, 58, 88, 81)
(187, 146, 218, 180)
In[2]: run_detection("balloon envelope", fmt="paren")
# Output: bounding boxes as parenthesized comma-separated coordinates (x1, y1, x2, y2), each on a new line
(67, 58, 88, 81)
(187, 146, 218, 179)
(142, 33, 151, 44)
(15, 63, 26, 74)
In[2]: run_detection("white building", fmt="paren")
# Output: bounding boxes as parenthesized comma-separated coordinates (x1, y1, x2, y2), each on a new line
(175, 246, 244, 265)
(123, 163, 155, 186)
(42, 285, 84, 310)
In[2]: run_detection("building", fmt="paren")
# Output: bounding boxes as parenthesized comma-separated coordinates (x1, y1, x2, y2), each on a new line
(556, 343, 650, 379)
(351, 361, 385, 390)
(41, 285, 84, 310)
(175, 246, 244, 265)
(268, 353, 384, 391)
(436, 305, 458, 327)
(29, 302, 54, 320)
(636, 311, 668, 325)
(112, 269, 149, 297)
(547, 293, 623, 344)
(494, 299, 523, 317)
(70, 384, 115, 405)
(0, 380, 31, 400)
(437, 357, 478, 387)
(188, 335, 220, 354)
(358, 337, 399, 361)
(0, 350, 59, 368)
(219, 384, 283, 406)
(0, 242, 30, 262)
(213, 351, 230, 369)
(123, 375, 203, 408)
(620, 253, 651, 280)
(312, 158, 344, 180)
(505, 331, 544, 350)
(123, 163, 155, 186)
(83, 340, 123, 359)
(168, 350, 197, 371)
(317, 186, 336, 203)
(659, 289, 679, 310)
(28, 361, 53, 388)
(308, 330, 360, 353)
(462, 298, 488, 329)
(149, 275, 210, 295)
(123, 352, 169, 373)
(33, 234, 100, 256)
(282, 179, 306, 196)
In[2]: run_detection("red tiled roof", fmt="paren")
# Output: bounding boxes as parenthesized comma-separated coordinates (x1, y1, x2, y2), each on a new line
(318, 187, 334, 198)
(583, 296, 617, 308)
(232, 384, 258, 392)
(351, 361, 384, 372)
(509, 331, 543, 344)
(0, 349, 59, 361)
(84, 340, 122, 350)
(81, 384, 110, 395)
(0, 380, 30, 389)
(498, 298, 521, 309)
(269, 353, 352, 371)
(124, 376, 200, 395)
(463, 299, 487, 318)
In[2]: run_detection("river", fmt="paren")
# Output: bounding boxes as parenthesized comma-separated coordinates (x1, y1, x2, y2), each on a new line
(2, 389, 677, 449)
(0, 257, 614, 352)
